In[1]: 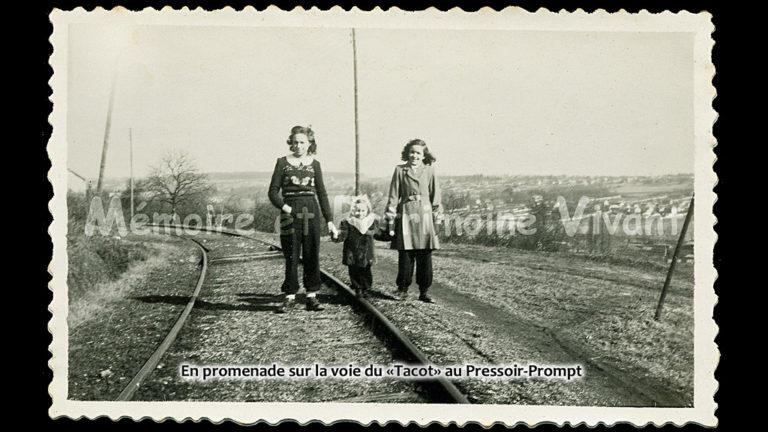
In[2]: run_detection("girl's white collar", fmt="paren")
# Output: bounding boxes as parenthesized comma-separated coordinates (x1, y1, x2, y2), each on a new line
(347, 214, 376, 234)
(286, 154, 314, 166)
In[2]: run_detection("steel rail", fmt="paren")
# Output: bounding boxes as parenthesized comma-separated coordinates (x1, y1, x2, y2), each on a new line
(210, 252, 283, 264)
(116, 237, 209, 401)
(319, 269, 470, 404)
(144, 223, 470, 404)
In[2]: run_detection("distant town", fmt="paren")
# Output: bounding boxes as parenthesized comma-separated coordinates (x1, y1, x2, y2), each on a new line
(87, 171, 692, 226)
(72, 170, 693, 261)
(87, 172, 692, 211)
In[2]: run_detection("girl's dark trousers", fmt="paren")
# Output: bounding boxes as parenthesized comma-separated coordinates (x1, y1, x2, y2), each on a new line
(348, 265, 373, 291)
(279, 196, 322, 294)
(396, 250, 433, 293)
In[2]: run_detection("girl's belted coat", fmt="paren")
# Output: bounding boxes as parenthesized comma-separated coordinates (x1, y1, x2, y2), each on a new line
(385, 164, 442, 250)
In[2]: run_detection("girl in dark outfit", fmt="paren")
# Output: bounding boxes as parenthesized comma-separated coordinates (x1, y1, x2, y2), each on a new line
(268, 126, 338, 312)
(333, 195, 388, 298)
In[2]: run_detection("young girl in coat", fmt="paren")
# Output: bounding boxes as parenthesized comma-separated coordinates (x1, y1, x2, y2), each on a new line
(385, 139, 442, 303)
(333, 195, 387, 299)
(268, 125, 338, 312)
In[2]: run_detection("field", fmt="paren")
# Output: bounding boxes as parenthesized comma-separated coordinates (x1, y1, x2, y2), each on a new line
(612, 180, 693, 197)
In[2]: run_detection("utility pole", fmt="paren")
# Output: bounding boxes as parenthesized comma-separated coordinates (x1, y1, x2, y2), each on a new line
(654, 195, 694, 321)
(352, 28, 360, 196)
(96, 67, 118, 196)
(129, 128, 134, 220)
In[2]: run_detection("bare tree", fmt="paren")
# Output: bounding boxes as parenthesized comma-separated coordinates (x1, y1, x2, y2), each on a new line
(145, 151, 213, 217)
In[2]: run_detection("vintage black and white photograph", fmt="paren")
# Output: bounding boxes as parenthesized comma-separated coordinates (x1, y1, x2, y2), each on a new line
(48, 8, 716, 426)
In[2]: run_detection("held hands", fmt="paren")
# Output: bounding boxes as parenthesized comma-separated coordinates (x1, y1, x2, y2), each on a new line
(328, 221, 339, 239)
(282, 204, 292, 215)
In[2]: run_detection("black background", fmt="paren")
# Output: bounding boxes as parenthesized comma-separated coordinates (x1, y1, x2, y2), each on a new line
(29, 0, 738, 430)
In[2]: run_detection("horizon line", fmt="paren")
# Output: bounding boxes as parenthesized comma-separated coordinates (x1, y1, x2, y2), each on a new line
(92, 170, 696, 181)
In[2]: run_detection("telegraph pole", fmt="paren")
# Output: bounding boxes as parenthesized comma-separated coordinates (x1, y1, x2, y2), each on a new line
(654, 195, 694, 321)
(129, 128, 134, 220)
(96, 67, 118, 196)
(352, 28, 360, 196)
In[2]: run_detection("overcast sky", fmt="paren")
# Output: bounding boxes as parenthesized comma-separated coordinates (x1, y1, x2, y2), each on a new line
(67, 25, 693, 182)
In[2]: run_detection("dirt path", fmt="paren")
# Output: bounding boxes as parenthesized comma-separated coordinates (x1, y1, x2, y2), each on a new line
(419, 277, 687, 406)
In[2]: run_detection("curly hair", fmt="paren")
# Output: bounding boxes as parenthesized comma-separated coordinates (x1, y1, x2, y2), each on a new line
(400, 139, 436, 165)
(286, 125, 318, 155)
(349, 195, 372, 217)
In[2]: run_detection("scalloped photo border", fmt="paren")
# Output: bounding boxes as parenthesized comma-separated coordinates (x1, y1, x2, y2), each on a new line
(47, 6, 717, 427)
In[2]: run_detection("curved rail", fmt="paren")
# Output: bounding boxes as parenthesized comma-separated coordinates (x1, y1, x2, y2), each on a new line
(116, 237, 209, 401)
(147, 224, 470, 404)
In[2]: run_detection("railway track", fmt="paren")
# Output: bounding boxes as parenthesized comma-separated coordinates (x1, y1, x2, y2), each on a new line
(116, 236, 208, 401)
(116, 224, 469, 404)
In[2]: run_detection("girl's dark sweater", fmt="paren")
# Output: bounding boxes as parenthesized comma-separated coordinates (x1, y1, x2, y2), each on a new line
(268, 156, 333, 222)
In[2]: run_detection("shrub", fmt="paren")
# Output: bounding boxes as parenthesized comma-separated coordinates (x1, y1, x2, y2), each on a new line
(67, 191, 150, 302)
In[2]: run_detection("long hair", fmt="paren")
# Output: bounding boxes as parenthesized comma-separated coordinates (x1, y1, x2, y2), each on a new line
(400, 138, 436, 165)
(286, 125, 318, 155)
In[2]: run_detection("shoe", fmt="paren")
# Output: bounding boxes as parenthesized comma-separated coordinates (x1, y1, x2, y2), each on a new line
(355, 288, 363, 299)
(418, 293, 435, 303)
(395, 288, 409, 301)
(276, 297, 295, 313)
(306, 296, 325, 311)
